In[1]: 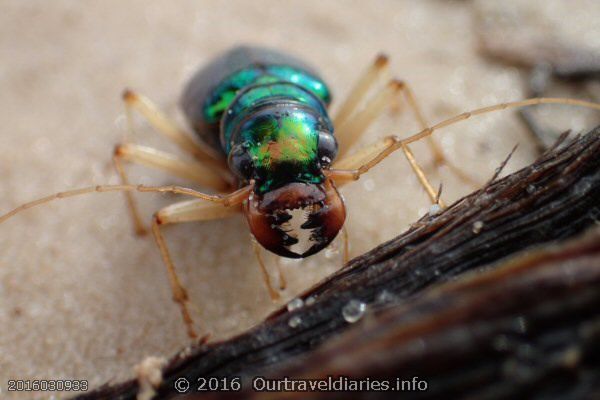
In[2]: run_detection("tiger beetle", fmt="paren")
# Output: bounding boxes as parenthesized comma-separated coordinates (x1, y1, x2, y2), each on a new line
(2, 45, 599, 340)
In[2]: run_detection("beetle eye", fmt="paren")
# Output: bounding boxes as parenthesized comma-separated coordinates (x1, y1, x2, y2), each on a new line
(228, 144, 254, 179)
(317, 132, 338, 167)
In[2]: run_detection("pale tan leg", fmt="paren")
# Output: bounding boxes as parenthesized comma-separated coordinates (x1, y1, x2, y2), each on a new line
(334, 54, 477, 186)
(399, 86, 478, 185)
(1, 180, 245, 341)
(0, 183, 253, 225)
(341, 225, 350, 264)
(334, 78, 446, 206)
(151, 192, 247, 340)
(252, 241, 281, 301)
(4, 99, 597, 225)
(334, 54, 390, 127)
(328, 97, 600, 187)
(113, 154, 147, 235)
(122, 89, 230, 177)
(328, 134, 456, 196)
(275, 259, 288, 291)
(400, 143, 446, 207)
(392, 83, 478, 186)
(113, 143, 231, 235)
(336, 80, 402, 157)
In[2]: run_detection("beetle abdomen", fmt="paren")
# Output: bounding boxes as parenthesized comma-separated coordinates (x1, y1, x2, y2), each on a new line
(180, 45, 331, 153)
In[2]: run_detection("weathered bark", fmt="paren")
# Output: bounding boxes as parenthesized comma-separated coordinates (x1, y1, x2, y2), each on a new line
(78, 127, 600, 400)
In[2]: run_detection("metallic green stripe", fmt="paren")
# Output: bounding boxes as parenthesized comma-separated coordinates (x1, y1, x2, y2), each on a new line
(202, 65, 331, 125)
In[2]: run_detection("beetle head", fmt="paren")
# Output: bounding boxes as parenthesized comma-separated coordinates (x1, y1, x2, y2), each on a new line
(243, 178, 345, 258)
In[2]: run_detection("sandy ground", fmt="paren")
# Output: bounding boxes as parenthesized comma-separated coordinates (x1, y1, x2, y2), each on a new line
(1, 0, 599, 397)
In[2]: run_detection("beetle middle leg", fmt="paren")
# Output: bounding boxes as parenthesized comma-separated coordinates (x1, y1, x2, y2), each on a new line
(113, 143, 231, 235)
(334, 58, 451, 206)
(116, 90, 235, 234)
(328, 97, 600, 189)
(334, 54, 478, 190)
(334, 138, 444, 207)
(122, 89, 229, 174)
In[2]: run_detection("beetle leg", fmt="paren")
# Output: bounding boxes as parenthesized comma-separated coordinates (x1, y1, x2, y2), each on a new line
(332, 138, 445, 207)
(334, 54, 390, 128)
(113, 143, 232, 235)
(334, 54, 478, 187)
(122, 89, 230, 177)
(252, 240, 281, 301)
(334, 77, 447, 206)
(329, 97, 600, 193)
(336, 79, 402, 157)
(337, 80, 477, 186)
(341, 225, 350, 264)
(151, 192, 246, 340)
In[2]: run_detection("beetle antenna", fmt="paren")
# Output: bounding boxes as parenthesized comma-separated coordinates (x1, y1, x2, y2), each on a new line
(402, 97, 600, 145)
(0, 184, 233, 225)
(340, 97, 600, 180)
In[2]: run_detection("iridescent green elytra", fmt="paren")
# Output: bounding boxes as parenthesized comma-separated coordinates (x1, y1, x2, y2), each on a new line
(194, 57, 336, 194)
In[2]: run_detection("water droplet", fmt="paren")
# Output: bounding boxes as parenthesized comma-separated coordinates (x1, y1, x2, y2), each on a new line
(429, 242, 444, 254)
(574, 178, 592, 195)
(362, 178, 375, 192)
(287, 298, 304, 312)
(376, 290, 395, 303)
(305, 296, 316, 306)
(472, 221, 484, 234)
(514, 316, 528, 334)
(526, 184, 536, 194)
(429, 204, 441, 215)
(342, 299, 367, 323)
(324, 244, 339, 259)
(114, 114, 127, 130)
(279, 257, 302, 266)
(288, 315, 302, 328)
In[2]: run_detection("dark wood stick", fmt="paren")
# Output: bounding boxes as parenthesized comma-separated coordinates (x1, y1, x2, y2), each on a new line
(78, 127, 600, 400)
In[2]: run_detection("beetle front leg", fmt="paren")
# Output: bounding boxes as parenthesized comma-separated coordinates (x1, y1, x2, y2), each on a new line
(150, 189, 249, 341)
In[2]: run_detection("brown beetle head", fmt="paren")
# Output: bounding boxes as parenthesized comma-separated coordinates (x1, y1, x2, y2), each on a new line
(243, 178, 346, 258)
